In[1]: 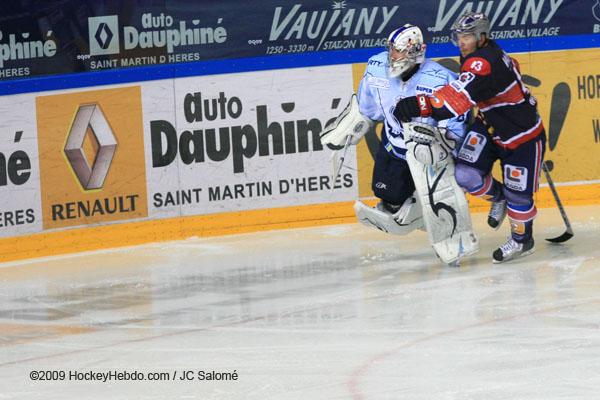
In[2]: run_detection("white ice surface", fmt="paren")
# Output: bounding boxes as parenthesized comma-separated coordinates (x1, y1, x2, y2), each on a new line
(1, 205, 600, 400)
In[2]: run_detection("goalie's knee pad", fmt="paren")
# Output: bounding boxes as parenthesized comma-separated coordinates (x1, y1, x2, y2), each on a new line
(354, 197, 423, 236)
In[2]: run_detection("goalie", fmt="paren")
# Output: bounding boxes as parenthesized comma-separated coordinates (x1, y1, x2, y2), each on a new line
(320, 24, 479, 265)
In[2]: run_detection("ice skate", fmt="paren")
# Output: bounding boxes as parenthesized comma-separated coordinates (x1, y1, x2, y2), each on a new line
(492, 237, 535, 263)
(487, 199, 507, 230)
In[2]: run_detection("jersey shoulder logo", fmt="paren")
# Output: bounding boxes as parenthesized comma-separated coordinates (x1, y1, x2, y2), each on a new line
(449, 72, 476, 92)
(458, 72, 475, 84)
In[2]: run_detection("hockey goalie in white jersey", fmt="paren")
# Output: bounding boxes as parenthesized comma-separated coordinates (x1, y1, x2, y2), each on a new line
(320, 24, 479, 265)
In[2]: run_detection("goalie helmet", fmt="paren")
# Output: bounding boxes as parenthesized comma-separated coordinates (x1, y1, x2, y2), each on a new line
(450, 12, 490, 45)
(386, 24, 426, 78)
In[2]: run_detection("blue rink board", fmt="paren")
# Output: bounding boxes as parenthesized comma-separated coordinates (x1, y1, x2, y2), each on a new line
(0, 34, 598, 96)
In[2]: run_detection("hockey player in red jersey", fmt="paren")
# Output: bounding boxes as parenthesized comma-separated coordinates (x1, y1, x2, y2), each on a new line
(393, 12, 546, 263)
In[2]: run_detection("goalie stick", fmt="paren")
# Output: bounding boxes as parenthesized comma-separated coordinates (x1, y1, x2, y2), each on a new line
(542, 161, 574, 243)
(331, 134, 353, 187)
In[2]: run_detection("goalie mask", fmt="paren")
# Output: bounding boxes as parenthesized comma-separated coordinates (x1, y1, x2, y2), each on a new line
(386, 24, 426, 79)
(450, 12, 490, 46)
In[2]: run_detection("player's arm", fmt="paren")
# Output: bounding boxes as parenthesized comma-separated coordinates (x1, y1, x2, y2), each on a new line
(394, 57, 492, 122)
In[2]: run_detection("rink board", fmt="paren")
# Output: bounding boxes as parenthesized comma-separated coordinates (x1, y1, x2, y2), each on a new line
(1, 48, 600, 262)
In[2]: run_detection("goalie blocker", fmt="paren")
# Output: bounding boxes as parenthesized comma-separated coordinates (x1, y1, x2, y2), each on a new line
(320, 94, 374, 147)
(404, 122, 479, 264)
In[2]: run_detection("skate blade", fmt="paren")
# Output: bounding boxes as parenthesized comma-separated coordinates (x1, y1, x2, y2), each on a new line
(492, 247, 535, 264)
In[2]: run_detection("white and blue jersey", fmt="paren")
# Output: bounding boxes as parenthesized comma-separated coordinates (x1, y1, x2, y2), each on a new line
(357, 52, 467, 159)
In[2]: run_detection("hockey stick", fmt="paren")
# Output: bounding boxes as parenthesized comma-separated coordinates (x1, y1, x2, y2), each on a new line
(331, 134, 353, 187)
(542, 161, 573, 243)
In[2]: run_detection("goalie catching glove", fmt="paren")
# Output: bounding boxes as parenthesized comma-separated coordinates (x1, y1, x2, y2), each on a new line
(404, 122, 456, 165)
(320, 94, 374, 147)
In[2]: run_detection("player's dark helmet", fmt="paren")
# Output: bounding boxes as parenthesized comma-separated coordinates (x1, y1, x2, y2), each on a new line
(450, 12, 490, 45)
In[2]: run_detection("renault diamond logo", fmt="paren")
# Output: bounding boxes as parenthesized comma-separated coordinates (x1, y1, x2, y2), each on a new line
(88, 15, 120, 55)
(65, 104, 117, 190)
(594, 0, 600, 22)
(95, 23, 114, 50)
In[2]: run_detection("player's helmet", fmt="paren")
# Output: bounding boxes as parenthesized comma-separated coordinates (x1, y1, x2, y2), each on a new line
(386, 24, 426, 78)
(451, 12, 490, 45)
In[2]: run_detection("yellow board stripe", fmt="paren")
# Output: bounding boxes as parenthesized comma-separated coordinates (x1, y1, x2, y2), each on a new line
(0, 202, 354, 263)
(1, 183, 599, 264)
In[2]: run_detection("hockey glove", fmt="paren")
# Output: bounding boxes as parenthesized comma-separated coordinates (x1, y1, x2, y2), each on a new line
(404, 122, 455, 165)
(394, 95, 432, 122)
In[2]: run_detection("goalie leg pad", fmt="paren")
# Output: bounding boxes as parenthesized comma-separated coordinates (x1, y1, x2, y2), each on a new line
(354, 197, 423, 236)
(404, 123, 479, 264)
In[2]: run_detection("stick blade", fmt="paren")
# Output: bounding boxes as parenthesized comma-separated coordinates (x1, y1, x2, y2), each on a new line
(330, 135, 352, 185)
(331, 151, 343, 183)
(545, 230, 574, 243)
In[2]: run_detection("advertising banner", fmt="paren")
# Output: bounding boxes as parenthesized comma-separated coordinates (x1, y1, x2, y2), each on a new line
(1, 64, 356, 242)
(0, 93, 43, 238)
(36, 86, 148, 229)
(527, 48, 600, 183)
(0, 0, 597, 82)
(143, 65, 357, 219)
